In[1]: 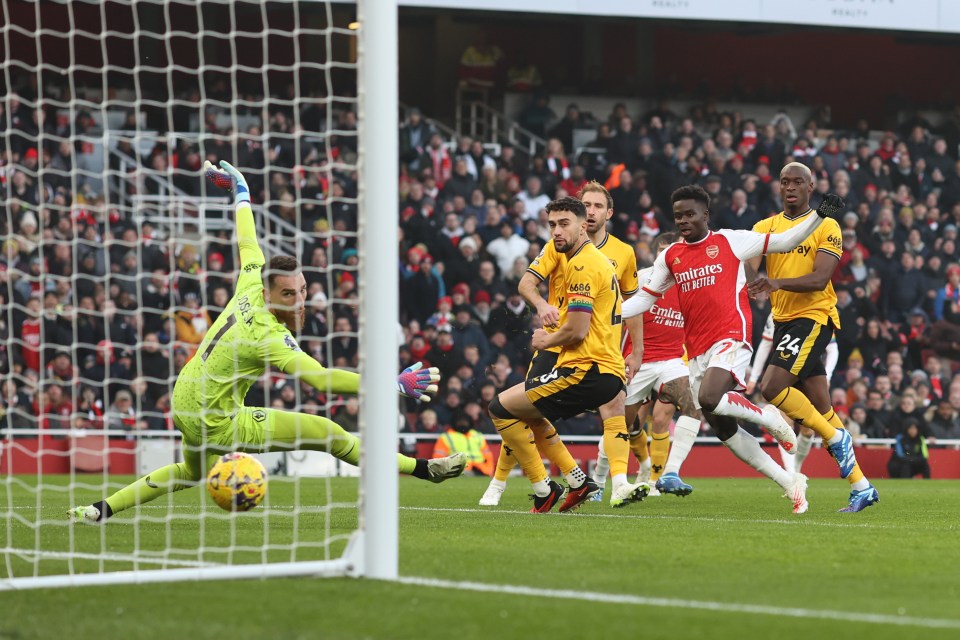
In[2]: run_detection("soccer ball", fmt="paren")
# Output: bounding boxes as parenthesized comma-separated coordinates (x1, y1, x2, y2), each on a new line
(206, 452, 268, 511)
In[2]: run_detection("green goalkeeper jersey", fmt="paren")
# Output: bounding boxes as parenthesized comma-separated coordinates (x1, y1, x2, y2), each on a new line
(171, 202, 359, 438)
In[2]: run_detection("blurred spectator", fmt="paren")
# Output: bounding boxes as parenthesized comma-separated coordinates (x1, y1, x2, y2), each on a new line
(432, 409, 494, 477)
(927, 399, 960, 439)
(887, 419, 931, 479)
(105, 389, 138, 431)
(174, 293, 213, 353)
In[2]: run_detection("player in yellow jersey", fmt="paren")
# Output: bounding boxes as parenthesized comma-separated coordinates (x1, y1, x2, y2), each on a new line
(479, 183, 647, 509)
(69, 161, 465, 523)
(748, 162, 878, 512)
(486, 196, 648, 513)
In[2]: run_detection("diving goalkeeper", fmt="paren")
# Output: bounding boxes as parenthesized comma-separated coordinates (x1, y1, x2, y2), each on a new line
(70, 161, 466, 523)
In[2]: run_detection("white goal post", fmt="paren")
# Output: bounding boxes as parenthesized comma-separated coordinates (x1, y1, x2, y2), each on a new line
(0, 0, 398, 589)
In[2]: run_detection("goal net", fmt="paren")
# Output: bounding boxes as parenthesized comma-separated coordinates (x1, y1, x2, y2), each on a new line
(0, 0, 399, 588)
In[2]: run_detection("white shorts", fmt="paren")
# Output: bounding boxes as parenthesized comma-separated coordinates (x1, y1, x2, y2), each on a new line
(625, 358, 690, 406)
(688, 339, 752, 411)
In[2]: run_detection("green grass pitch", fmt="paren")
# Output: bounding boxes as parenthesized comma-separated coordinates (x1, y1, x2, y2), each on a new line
(3, 475, 960, 639)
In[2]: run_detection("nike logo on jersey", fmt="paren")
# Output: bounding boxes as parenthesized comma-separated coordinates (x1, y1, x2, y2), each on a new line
(145, 476, 159, 489)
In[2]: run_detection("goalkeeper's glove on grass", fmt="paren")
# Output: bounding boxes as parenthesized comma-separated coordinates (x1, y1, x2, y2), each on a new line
(205, 159, 250, 204)
(397, 362, 440, 402)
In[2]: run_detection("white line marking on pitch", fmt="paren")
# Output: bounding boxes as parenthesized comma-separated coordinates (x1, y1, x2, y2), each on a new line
(398, 506, 939, 530)
(397, 576, 960, 630)
(2, 547, 219, 568)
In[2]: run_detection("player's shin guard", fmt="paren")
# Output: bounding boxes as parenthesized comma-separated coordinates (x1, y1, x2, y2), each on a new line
(105, 462, 196, 515)
(649, 432, 670, 482)
(722, 427, 792, 491)
(602, 416, 630, 486)
(663, 416, 698, 476)
(822, 408, 867, 486)
(771, 388, 837, 441)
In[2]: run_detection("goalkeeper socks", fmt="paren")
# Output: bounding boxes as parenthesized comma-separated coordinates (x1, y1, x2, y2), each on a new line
(410, 459, 430, 480)
(602, 416, 630, 477)
(104, 462, 193, 514)
(649, 431, 670, 481)
(722, 427, 792, 491)
(91, 500, 114, 522)
(771, 388, 837, 441)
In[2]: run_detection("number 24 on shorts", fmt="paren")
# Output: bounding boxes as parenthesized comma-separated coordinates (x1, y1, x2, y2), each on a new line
(777, 334, 802, 357)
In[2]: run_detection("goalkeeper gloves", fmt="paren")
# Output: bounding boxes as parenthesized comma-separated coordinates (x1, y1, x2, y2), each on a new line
(397, 362, 440, 402)
(816, 193, 845, 219)
(205, 159, 250, 204)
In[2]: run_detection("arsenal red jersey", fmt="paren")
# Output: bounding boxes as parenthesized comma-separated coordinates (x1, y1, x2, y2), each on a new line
(641, 230, 767, 359)
(623, 266, 685, 364)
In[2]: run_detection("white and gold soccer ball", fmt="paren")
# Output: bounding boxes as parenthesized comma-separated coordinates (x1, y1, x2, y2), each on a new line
(206, 452, 268, 511)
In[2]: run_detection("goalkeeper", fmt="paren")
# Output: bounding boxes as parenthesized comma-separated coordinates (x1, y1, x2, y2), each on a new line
(71, 161, 465, 523)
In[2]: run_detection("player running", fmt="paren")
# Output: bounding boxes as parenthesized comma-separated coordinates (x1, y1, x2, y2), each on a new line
(594, 231, 702, 498)
(479, 183, 647, 509)
(486, 196, 647, 513)
(747, 162, 878, 512)
(70, 161, 465, 523)
(623, 184, 847, 514)
(747, 312, 839, 475)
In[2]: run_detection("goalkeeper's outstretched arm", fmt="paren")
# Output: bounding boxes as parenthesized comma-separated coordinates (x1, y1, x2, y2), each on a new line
(271, 342, 440, 402)
(205, 160, 264, 269)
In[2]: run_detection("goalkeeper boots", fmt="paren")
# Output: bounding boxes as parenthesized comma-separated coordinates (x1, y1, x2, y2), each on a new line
(530, 480, 564, 513)
(68, 505, 101, 524)
(426, 452, 467, 483)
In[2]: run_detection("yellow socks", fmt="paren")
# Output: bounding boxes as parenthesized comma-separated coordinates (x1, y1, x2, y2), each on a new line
(771, 388, 837, 441)
(650, 432, 671, 482)
(629, 428, 649, 464)
(530, 419, 578, 475)
(602, 416, 630, 478)
(493, 419, 577, 480)
(492, 416, 547, 484)
(493, 445, 515, 482)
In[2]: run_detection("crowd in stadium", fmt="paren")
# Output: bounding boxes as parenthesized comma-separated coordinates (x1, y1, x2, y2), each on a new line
(2, 88, 960, 459)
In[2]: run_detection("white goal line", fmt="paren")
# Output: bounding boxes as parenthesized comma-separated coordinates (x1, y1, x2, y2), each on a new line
(397, 576, 960, 631)
(2, 547, 220, 569)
